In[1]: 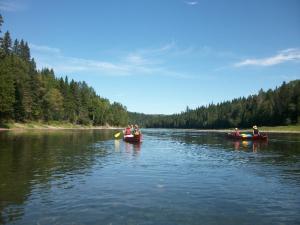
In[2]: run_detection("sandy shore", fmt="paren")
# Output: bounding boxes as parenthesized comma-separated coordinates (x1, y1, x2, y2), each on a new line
(1, 124, 299, 133)
(0, 123, 123, 131)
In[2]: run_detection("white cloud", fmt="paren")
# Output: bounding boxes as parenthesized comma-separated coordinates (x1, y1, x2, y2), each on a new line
(185, 1, 198, 6)
(124, 54, 152, 66)
(234, 48, 300, 67)
(0, 0, 26, 12)
(137, 41, 176, 56)
(30, 43, 197, 79)
(29, 44, 61, 54)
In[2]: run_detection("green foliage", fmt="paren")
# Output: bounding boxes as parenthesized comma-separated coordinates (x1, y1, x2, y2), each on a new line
(0, 57, 15, 118)
(1, 13, 298, 129)
(0, 14, 128, 126)
(1, 31, 12, 55)
(129, 80, 300, 129)
(43, 88, 64, 121)
(0, 14, 3, 32)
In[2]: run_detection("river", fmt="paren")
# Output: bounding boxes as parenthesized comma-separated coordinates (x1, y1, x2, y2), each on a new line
(0, 129, 299, 225)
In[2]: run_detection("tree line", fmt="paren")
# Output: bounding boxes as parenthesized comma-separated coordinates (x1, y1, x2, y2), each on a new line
(1, 14, 299, 129)
(129, 80, 300, 129)
(0, 14, 128, 126)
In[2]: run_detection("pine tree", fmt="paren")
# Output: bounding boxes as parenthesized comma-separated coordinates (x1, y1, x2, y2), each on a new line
(0, 57, 15, 120)
(23, 42, 30, 62)
(0, 14, 130, 125)
(1, 31, 12, 55)
(12, 39, 20, 55)
(43, 88, 64, 121)
(0, 14, 3, 58)
(30, 73, 43, 120)
(0, 14, 3, 33)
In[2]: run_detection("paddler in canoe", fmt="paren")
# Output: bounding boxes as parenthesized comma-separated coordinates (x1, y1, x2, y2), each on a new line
(233, 128, 240, 136)
(133, 124, 141, 135)
(228, 128, 242, 137)
(227, 125, 267, 140)
(252, 125, 260, 135)
(123, 125, 134, 138)
(123, 124, 142, 143)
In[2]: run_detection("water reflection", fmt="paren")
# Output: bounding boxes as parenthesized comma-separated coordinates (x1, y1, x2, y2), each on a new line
(114, 139, 142, 156)
(232, 140, 269, 152)
(0, 129, 116, 224)
(0, 129, 299, 225)
(125, 142, 142, 157)
(114, 139, 120, 152)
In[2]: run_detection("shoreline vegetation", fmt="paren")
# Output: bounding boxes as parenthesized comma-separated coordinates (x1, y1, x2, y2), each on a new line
(1, 122, 299, 133)
(0, 122, 123, 131)
(0, 14, 128, 129)
(1, 14, 300, 132)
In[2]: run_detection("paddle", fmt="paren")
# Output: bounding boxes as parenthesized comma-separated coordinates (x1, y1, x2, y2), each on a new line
(241, 133, 252, 138)
(114, 132, 121, 138)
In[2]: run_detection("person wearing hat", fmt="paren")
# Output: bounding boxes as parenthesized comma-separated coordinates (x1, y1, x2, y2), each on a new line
(134, 124, 141, 136)
(253, 125, 260, 136)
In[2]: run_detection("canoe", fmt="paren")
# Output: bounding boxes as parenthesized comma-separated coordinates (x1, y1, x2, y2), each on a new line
(227, 133, 268, 140)
(123, 134, 142, 143)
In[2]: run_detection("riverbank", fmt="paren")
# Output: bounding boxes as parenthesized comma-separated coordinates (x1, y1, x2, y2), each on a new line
(0, 122, 123, 131)
(161, 125, 300, 133)
(189, 125, 300, 133)
(256, 125, 300, 133)
(1, 123, 299, 133)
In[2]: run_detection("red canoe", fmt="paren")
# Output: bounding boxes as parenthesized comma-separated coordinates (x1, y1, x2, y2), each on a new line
(123, 134, 142, 143)
(227, 133, 268, 140)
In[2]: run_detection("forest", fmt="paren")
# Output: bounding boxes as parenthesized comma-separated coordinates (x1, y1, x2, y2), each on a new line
(129, 80, 300, 129)
(0, 14, 128, 126)
(1, 14, 299, 129)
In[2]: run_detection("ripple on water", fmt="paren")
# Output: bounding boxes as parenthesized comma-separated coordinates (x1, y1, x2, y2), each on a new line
(0, 129, 300, 225)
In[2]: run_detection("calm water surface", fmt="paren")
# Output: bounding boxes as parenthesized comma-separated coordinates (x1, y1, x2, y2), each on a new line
(0, 129, 300, 225)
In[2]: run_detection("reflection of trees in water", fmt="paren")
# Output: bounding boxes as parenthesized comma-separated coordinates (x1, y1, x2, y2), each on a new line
(157, 130, 300, 184)
(124, 142, 141, 157)
(0, 130, 114, 224)
(155, 130, 300, 155)
(231, 140, 269, 152)
(152, 130, 300, 165)
(114, 140, 142, 157)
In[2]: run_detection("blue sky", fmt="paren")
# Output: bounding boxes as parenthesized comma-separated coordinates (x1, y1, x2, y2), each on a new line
(1, 0, 300, 114)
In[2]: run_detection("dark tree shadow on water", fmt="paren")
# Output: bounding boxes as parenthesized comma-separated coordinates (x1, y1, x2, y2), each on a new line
(0, 129, 115, 224)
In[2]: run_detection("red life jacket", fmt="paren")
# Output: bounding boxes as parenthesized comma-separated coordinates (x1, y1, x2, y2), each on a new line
(125, 128, 131, 135)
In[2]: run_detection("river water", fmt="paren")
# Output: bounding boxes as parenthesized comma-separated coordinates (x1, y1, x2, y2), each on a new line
(0, 129, 299, 225)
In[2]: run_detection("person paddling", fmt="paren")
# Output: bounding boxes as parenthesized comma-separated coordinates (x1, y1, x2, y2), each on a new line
(233, 128, 240, 136)
(253, 125, 260, 136)
(124, 125, 133, 137)
(133, 124, 141, 136)
(130, 124, 134, 134)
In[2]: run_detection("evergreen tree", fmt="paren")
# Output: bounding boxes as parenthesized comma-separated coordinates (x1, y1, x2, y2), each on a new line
(12, 39, 20, 55)
(30, 73, 43, 119)
(0, 57, 15, 120)
(1, 31, 12, 55)
(43, 88, 64, 121)
(0, 14, 3, 33)
(129, 80, 300, 128)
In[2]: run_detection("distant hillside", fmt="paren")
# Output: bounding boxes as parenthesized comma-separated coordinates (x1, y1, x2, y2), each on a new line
(129, 80, 300, 129)
(0, 14, 128, 126)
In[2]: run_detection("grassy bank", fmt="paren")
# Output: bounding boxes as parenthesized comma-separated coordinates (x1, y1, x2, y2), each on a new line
(1, 122, 299, 133)
(0, 121, 122, 130)
(198, 125, 300, 133)
(177, 125, 300, 133)
(257, 125, 300, 133)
